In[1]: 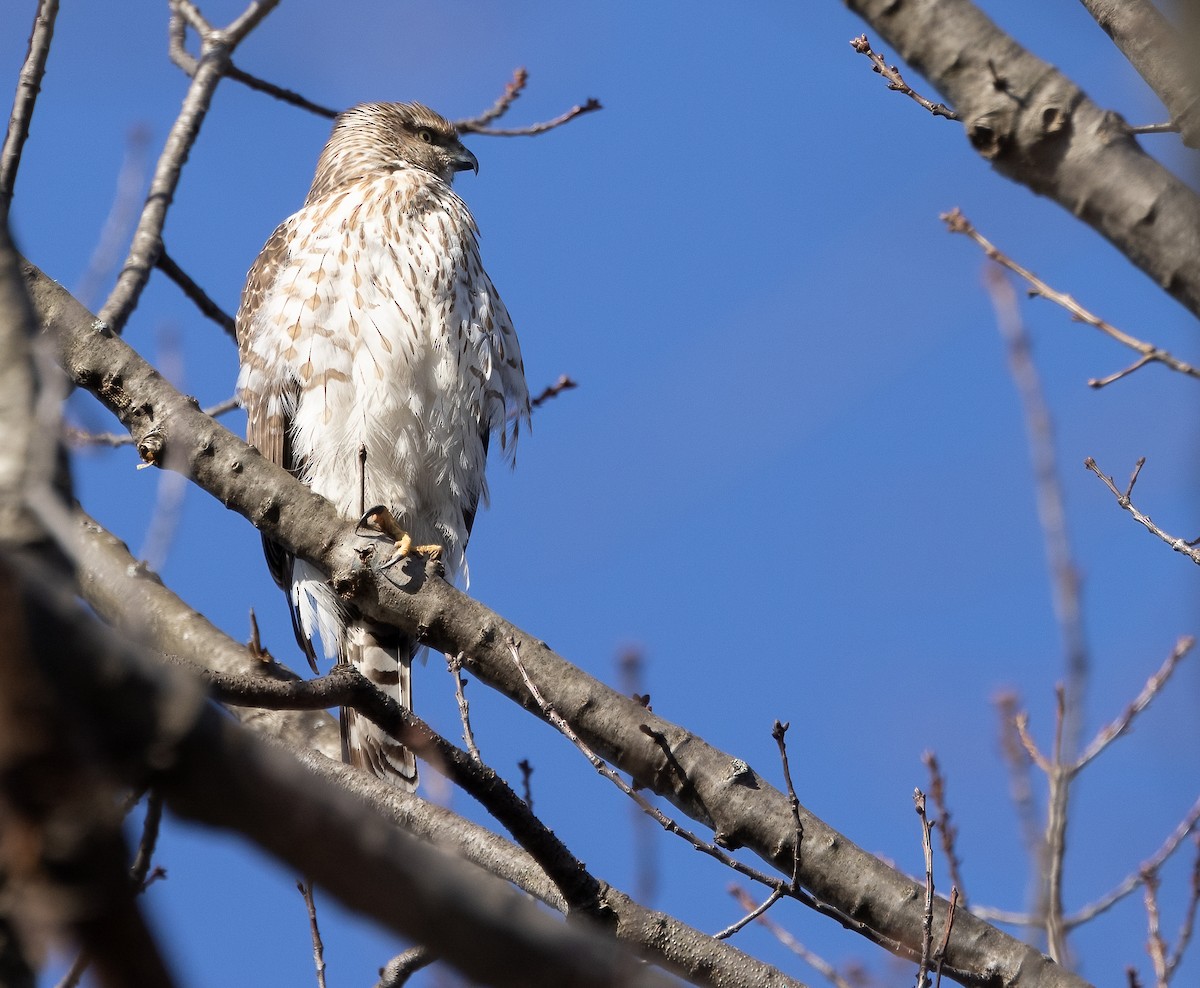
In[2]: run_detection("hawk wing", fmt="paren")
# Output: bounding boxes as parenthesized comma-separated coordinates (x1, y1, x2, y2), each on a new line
(235, 219, 317, 669)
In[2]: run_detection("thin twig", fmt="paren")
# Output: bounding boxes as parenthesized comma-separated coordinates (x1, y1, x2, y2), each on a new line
(1067, 796, 1200, 928)
(850, 35, 958, 119)
(933, 887, 959, 988)
(130, 790, 164, 891)
(375, 946, 435, 988)
(1044, 687, 1071, 964)
(530, 374, 578, 409)
(517, 758, 534, 811)
(66, 395, 239, 448)
(1142, 870, 1169, 988)
(1129, 121, 1180, 135)
(772, 720, 803, 889)
(0, 0, 60, 222)
(226, 63, 337, 117)
(1014, 712, 1052, 774)
(618, 646, 657, 906)
(155, 246, 237, 339)
(101, 0, 282, 333)
(504, 638, 799, 900)
(247, 607, 271, 662)
(1085, 457, 1200, 564)
(298, 880, 328, 988)
(455, 67, 529, 129)
(713, 888, 784, 940)
(915, 789, 936, 988)
(446, 652, 481, 761)
(1166, 836, 1200, 979)
(729, 885, 854, 988)
(1075, 637, 1194, 769)
(207, 664, 612, 920)
(985, 265, 1088, 760)
(944, 208, 1200, 386)
(994, 692, 1044, 864)
(923, 753, 967, 909)
(459, 100, 602, 137)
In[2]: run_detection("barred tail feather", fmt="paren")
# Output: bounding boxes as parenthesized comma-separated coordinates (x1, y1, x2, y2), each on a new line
(340, 622, 418, 790)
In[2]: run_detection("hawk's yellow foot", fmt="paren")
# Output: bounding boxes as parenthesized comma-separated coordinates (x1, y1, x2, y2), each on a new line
(360, 505, 444, 567)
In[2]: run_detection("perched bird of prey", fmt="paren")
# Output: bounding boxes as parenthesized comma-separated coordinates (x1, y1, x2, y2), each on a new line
(236, 102, 530, 789)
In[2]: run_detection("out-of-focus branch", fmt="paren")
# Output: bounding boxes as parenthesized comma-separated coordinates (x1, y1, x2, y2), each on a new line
(984, 265, 1088, 760)
(1083, 458, 1200, 565)
(100, 0, 281, 333)
(75, 126, 152, 311)
(1075, 637, 1194, 770)
(0, 561, 178, 988)
(1076, 0, 1200, 149)
(0, 0, 59, 223)
(5, 556, 678, 988)
(0, 217, 174, 987)
(69, 507, 802, 988)
(846, 0, 1200, 320)
(27, 260, 1093, 988)
(529, 374, 578, 409)
(945, 209, 1200, 387)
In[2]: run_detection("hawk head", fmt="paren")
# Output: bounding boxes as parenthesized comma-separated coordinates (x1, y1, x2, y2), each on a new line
(307, 101, 479, 201)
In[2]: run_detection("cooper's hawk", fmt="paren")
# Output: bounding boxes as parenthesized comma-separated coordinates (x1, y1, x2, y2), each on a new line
(236, 102, 530, 789)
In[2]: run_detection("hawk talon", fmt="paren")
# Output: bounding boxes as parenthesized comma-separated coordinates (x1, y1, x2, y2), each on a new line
(359, 510, 444, 571)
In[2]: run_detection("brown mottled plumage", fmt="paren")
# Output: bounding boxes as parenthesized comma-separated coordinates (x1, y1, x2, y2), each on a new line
(236, 103, 529, 789)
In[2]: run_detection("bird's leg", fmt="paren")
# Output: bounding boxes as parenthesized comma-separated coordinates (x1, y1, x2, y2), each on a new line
(357, 505, 443, 568)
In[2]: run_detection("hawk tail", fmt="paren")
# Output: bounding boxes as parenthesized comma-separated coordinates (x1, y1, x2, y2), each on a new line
(340, 622, 418, 791)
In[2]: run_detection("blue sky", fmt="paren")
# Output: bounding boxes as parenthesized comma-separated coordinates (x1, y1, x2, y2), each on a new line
(4, 2, 1198, 985)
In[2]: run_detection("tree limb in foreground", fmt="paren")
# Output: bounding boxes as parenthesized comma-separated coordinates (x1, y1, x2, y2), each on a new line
(72, 507, 805, 988)
(844, 0, 1200, 321)
(25, 260, 1091, 988)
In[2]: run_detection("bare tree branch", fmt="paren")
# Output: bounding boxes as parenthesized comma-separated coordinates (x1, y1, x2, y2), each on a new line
(1083, 458, 1200, 565)
(984, 265, 1088, 762)
(26, 257, 1095, 987)
(4, 553, 680, 988)
(845, 0, 1200, 320)
(849, 35, 958, 119)
(99, 0, 281, 333)
(375, 947, 434, 988)
(0, 0, 59, 223)
(154, 246, 236, 339)
(1075, 637, 1194, 770)
(944, 209, 1200, 387)
(69, 507, 805, 988)
(1076, 0, 1200, 148)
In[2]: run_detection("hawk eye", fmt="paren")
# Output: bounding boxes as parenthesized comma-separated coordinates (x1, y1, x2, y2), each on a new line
(417, 128, 434, 144)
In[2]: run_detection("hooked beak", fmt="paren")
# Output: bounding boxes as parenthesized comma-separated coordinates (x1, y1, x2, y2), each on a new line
(451, 144, 479, 175)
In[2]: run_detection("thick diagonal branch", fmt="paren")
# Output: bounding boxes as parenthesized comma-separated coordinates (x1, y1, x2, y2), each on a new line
(844, 0, 1200, 320)
(3, 554, 676, 988)
(1076, 0, 1200, 148)
(28, 261, 1091, 988)
(72, 509, 803, 988)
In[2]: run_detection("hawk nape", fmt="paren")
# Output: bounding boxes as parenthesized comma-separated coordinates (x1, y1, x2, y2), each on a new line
(235, 102, 530, 789)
